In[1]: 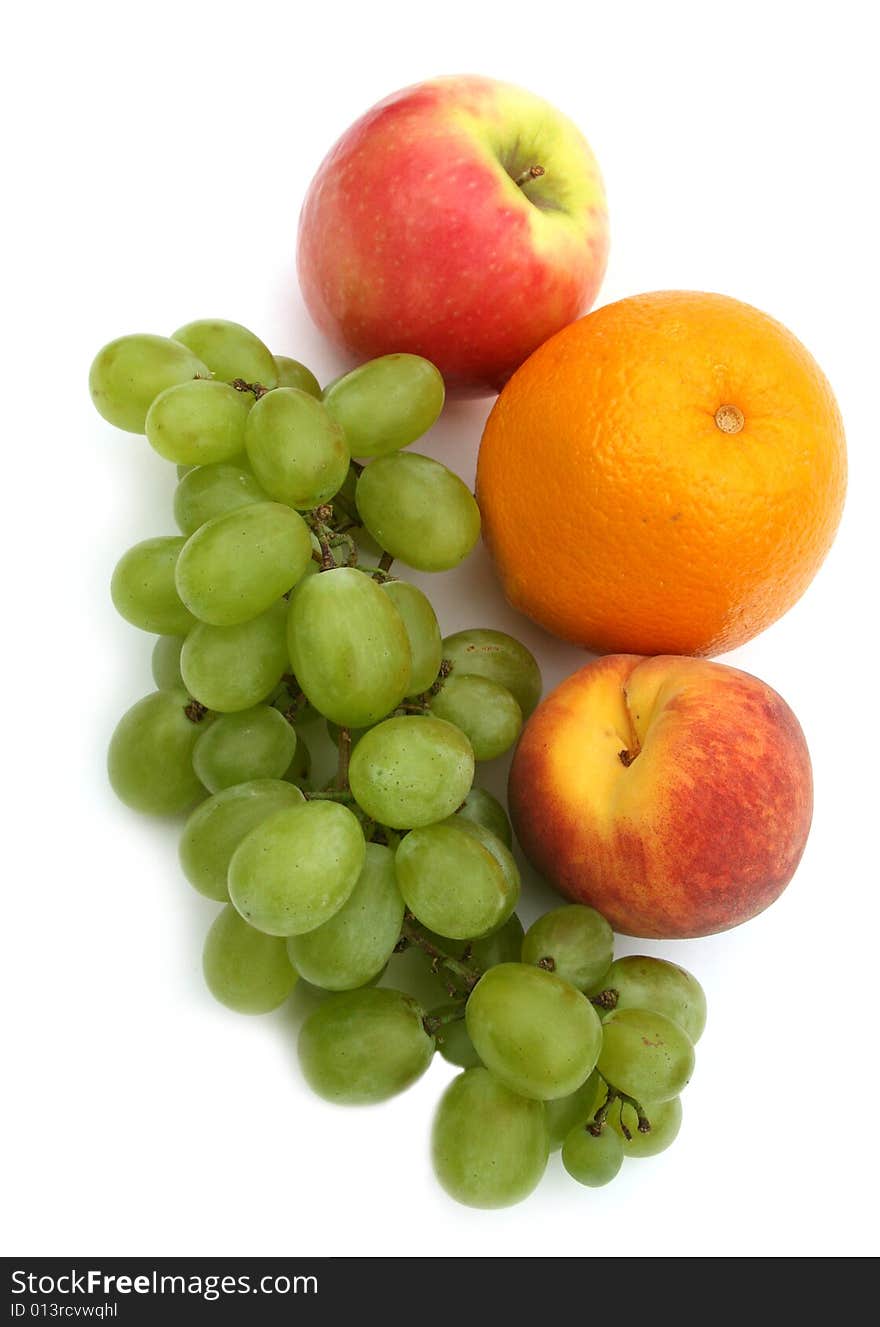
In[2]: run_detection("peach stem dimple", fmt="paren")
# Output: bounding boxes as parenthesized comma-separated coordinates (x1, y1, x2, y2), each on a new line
(714, 404, 745, 434)
(618, 684, 642, 768)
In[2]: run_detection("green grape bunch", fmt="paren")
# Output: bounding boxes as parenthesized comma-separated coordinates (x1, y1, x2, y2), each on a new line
(93, 315, 709, 1210)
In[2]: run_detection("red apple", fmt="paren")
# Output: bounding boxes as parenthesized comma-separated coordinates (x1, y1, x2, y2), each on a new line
(508, 655, 813, 939)
(297, 75, 608, 396)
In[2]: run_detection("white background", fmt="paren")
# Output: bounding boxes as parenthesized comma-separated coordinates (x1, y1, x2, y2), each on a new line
(4, 0, 877, 1259)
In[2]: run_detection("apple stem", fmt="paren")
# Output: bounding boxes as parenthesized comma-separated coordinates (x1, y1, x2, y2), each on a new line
(514, 164, 546, 187)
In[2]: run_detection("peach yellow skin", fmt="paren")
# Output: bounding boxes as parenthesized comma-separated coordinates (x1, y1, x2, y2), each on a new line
(297, 76, 608, 396)
(508, 655, 813, 939)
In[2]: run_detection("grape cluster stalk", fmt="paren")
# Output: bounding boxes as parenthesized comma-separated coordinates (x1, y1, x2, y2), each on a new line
(92, 318, 708, 1207)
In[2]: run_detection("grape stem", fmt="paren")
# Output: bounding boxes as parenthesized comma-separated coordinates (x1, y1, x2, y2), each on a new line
(368, 824, 401, 851)
(590, 987, 619, 1011)
(590, 1076, 651, 1138)
(329, 530, 359, 567)
(378, 550, 394, 573)
(229, 377, 270, 400)
(422, 1004, 467, 1038)
(183, 699, 209, 724)
(335, 727, 352, 791)
(400, 914, 483, 993)
(393, 659, 454, 717)
(309, 506, 338, 571)
(274, 676, 310, 726)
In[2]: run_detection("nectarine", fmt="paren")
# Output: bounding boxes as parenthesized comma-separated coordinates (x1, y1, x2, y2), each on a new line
(508, 655, 812, 938)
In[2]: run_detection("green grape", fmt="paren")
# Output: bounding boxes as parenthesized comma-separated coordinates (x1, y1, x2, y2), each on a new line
(432, 1012, 481, 1068)
(244, 388, 350, 509)
(348, 716, 474, 829)
(172, 319, 279, 389)
(107, 689, 209, 816)
(88, 334, 208, 433)
(595, 956, 707, 1044)
(455, 787, 512, 848)
(179, 778, 304, 901)
(432, 1068, 548, 1209)
(287, 567, 411, 726)
(323, 354, 445, 458)
(521, 905, 614, 992)
(173, 462, 268, 536)
(442, 629, 542, 717)
(562, 1121, 623, 1187)
(181, 599, 289, 712)
(298, 988, 434, 1104)
(176, 502, 311, 626)
(544, 1070, 602, 1151)
(395, 822, 516, 939)
(228, 800, 365, 936)
(151, 635, 184, 690)
(429, 674, 522, 761)
(145, 380, 251, 465)
(192, 706, 297, 793)
(436, 816, 520, 906)
(274, 356, 321, 398)
(598, 1008, 695, 1104)
(466, 962, 602, 1101)
(356, 453, 480, 571)
(111, 537, 196, 636)
(282, 732, 312, 787)
(203, 904, 298, 1014)
(379, 581, 442, 695)
(467, 911, 525, 966)
(607, 1095, 683, 1158)
(286, 844, 404, 991)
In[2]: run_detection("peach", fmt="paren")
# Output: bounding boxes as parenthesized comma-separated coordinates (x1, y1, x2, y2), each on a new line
(508, 655, 812, 938)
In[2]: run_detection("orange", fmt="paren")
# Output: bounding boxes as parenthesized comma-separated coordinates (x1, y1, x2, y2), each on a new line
(476, 291, 847, 656)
